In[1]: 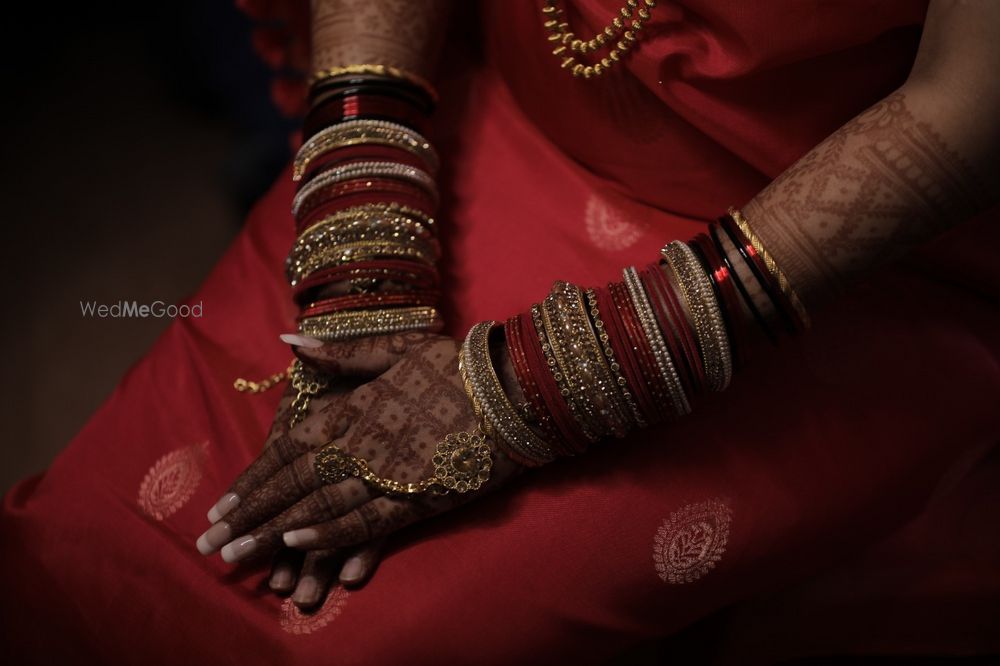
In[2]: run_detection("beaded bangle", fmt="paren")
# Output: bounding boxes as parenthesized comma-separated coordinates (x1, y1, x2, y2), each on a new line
(296, 206, 435, 247)
(461, 321, 556, 466)
(293, 119, 439, 181)
(711, 221, 777, 345)
(584, 288, 646, 429)
(660, 242, 732, 392)
(728, 207, 810, 329)
(292, 162, 438, 216)
(308, 64, 439, 104)
(526, 306, 590, 454)
(300, 145, 430, 187)
(292, 260, 440, 304)
(623, 267, 691, 416)
(540, 286, 605, 442)
(300, 306, 442, 340)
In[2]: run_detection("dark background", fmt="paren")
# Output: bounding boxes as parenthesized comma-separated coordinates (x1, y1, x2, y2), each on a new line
(0, 2, 294, 491)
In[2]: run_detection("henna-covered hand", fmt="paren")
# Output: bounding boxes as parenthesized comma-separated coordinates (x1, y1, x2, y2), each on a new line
(197, 332, 524, 606)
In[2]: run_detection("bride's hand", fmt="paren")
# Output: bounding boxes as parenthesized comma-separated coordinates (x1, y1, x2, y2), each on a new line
(197, 332, 524, 606)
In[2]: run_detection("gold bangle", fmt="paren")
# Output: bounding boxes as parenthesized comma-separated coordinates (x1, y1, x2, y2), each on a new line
(461, 321, 556, 466)
(288, 239, 436, 287)
(299, 306, 442, 341)
(660, 243, 732, 392)
(584, 288, 647, 429)
(308, 64, 439, 103)
(728, 207, 811, 329)
(297, 202, 435, 240)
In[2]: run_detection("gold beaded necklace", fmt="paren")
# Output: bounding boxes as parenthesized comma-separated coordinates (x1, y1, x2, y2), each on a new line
(542, 0, 657, 79)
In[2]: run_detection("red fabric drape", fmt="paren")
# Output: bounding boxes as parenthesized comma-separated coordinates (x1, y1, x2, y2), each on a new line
(3, 1, 998, 663)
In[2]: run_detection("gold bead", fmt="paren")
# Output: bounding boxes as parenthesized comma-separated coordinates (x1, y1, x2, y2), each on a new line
(609, 50, 621, 61)
(601, 57, 612, 68)
(541, 5, 557, 13)
(584, 65, 594, 78)
(632, 19, 642, 30)
(645, 0, 656, 6)
(587, 39, 598, 51)
(627, 0, 638, 7)
(604, 26, 615, 37)
(547, 33, 562, 42)
(561, 56, 576, 69)
(620, 7, 631, 18)
(552, 45, 567, 56)
(617, 40, 628, 51)
(596, 33, 607, 45)
(624, 30, 636, 42)
(561, 32, 574, 45)
(572, 63, 585, 77)
(612, 17, 623, 29)
(593, 63, 604, 75)
(571, 39, 584, 52)
(638, 7, 650, 19)
(543, 19, 558, 28)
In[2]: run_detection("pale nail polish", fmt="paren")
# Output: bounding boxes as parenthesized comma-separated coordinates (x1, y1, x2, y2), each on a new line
(340, 556, 364, 583)
(196, 521, 232, 555)
(279, 333, 324, 349)
(293, 576, 319, 605)
(283, 528, 319, 548)
(206, 493, 240, 523)
(270, 569, 293, 591)
(220, 535, 257, 563)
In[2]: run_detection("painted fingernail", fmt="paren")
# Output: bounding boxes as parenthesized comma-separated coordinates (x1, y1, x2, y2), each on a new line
(206, 493, 240, 523)
(196, 521, 232, 555)
(283, 528, 319, 548)
(270, 569, 293, 591)
(279, 333, 324, 349)
(292, 576, 319, 606)
(339, 556, 364, 583)
(220, 535, 257, 563)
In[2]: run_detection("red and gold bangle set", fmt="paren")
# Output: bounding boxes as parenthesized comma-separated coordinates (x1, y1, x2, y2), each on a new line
(461, 211, 809, 467)
(287, 67, 444, 341)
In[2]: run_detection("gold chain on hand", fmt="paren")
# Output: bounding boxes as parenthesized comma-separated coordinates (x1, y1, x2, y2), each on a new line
(315, 429, 492, 497)
(234, 359, 331, 428)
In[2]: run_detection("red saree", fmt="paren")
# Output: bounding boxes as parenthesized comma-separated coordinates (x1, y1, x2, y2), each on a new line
(3, 1, 999, 663)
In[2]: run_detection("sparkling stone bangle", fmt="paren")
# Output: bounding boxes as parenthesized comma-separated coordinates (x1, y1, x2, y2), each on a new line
(461, 321, 556, 467)
(291, 161, 438, 217)
(289, 240, 436, 287)
(293, 118, 439, 181)
(299, 306, 442, 341)
(297, 202, 435, 240)
(584, 288, 647, 429)
(660, 241, 732, 392)
(623, 266, 691, 416)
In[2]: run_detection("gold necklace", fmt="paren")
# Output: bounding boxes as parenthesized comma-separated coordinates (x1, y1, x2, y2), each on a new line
(542, 0, 657, 79)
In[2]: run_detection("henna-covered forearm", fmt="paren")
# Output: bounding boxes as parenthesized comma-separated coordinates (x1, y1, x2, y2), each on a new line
(309, 0, 452, 76)
(741, 1, 1000, 309)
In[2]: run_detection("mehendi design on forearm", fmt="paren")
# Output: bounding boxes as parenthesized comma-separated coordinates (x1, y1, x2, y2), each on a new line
(745, 91, 987, 303)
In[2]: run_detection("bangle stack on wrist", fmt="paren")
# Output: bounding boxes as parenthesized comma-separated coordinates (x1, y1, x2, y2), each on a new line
(286, 64, 444, 340)
(459, 206, 809, 466)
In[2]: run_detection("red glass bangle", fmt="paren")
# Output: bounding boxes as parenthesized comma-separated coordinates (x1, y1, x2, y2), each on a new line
(299, 144, 429, 186)
(710, 222, 777, 346)
(504, 316, 570, 455)
(639, 264, 698, 401)
(297, 290, 439, 320)
(523, 308, 589, 454)
(719, 214, 801, 335)
(304, 93, 428, 138)
(689, 234, 744, 370)
(595, 285, 659, 425)
(294, 180, 436, 230)
(610, 280, 673, 421)
(308, 76, 435, 115)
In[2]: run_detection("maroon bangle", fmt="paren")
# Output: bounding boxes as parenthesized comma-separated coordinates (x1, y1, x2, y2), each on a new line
(595, 285, 660, 425)
(710, 221, 777, 346)
(610, 280, 673, 421)
(505, 316, 570, 455)
(639, 264, 698, 401)
(291, 261, 440, 304)
(690, 234, 745, 370)
(299, 144, 429, 186)
(297, 290, 439, 320)
(524, 307, 589, 454)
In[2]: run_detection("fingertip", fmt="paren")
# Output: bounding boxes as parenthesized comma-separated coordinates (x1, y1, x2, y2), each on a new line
(280, 333, 324, 349)
(206, 492, 240, 523)
(269, 568, 295, 593)
(292, 576, 321, 608)
(338, 555, 367, 587)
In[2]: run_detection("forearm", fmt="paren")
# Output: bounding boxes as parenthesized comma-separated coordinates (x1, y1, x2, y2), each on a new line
(309, 0, 451, 77)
